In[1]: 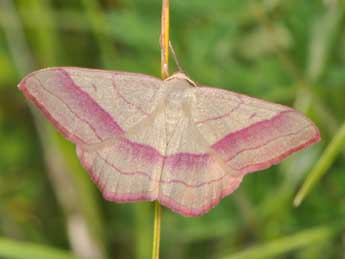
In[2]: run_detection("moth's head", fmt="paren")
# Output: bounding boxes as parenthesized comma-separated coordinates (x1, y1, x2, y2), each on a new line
(165, 72, 197, 87)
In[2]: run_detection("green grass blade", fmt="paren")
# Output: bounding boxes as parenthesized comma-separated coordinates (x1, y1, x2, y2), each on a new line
(218, 225, 335, 259)
(0, 0, 35, 77)
(0, 238, 82, 259)
(17, 0, 61, 66)
(81, 0, 116, 68)
(3, 1, 108, 257)
(306, 3, 342, 83)
(294, 120, 345, 206)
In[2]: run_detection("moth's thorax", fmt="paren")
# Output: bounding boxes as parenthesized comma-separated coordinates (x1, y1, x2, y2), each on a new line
(165, 72, 197, 86)
(164, 80, 194, 119)
(154, 78, 196, 140)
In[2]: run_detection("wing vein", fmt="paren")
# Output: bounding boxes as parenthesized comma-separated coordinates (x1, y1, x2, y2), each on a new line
(35, 77, 103, 141)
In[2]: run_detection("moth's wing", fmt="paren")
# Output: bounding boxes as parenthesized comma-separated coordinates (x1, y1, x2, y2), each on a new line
(158, 110, 243, 217)
(159, 85, 320, 217)
(19, 67, 164, 202)
(192, 86, 320, 175)
(18, 67, 163, 145)
(76, 138, 163, 203)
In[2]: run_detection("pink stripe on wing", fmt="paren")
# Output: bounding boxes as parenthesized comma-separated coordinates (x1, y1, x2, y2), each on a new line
(164, 153, 209, 171)
(212, 111, 292, 155)
(78, 145, 243, 217)
(119, 137, 210, 168)
(19, 68, 124, 145)
(119, 138, 162, 164)
(212, 110, 319, 158)
(58, 69, 124, 136)
(212, 110, 320, 175)
(235, 133, 320, 175)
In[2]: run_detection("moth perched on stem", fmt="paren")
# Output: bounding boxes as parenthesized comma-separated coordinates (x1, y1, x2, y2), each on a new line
(18, 66, 320, 216)
(18, 1, 320, 219)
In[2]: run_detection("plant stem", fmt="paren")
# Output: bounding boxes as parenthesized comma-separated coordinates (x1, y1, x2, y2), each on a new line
(160, 0, 170, 79)
(151, 1, 169, 259)
(152, 201, 162, 259)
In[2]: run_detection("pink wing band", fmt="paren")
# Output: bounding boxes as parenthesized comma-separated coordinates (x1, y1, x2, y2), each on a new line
(84, 151, 223, 188)
(78, 146, 243, 217)
(19, 69, 123, 145)
(212, 110, 320, 174)
(119, 137, 209, 166)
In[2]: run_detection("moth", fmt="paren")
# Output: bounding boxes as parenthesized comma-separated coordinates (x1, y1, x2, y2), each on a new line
(18, 67, 320, 217)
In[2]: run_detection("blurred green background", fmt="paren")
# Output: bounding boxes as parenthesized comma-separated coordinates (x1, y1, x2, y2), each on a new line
(0, 0, 345, 258)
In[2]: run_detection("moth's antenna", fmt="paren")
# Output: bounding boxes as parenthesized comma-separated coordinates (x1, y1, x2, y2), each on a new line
(169, 41, 184, 72)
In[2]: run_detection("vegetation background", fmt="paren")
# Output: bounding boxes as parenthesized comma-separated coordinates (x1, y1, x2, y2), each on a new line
(0, 0, 345, 258)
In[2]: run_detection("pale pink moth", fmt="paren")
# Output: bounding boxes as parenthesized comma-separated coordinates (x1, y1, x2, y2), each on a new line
(18, 67, 320, 217)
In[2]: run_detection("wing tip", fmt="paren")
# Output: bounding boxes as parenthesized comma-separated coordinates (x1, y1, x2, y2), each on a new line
(18, 67, 68, 92)
(18, 72, 84, 145)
